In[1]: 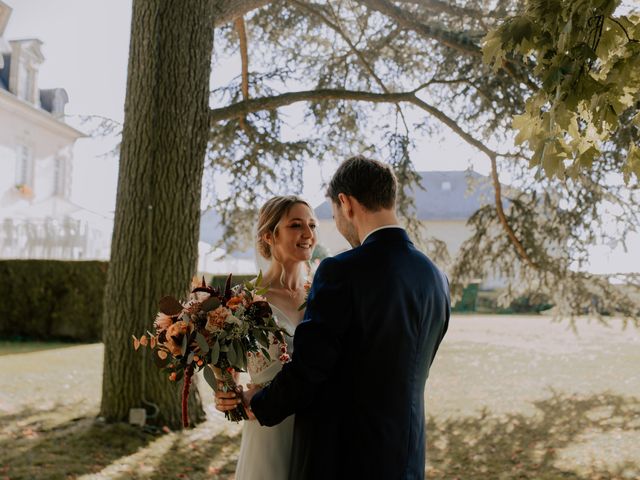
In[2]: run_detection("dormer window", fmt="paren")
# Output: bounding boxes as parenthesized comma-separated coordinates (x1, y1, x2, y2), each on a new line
(8, 39, 44, 105)
(441, 181, 452, 191)
(18, 64, 35, 102)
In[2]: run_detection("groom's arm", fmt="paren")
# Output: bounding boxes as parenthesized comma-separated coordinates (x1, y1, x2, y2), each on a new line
(250, 256, 351, 426)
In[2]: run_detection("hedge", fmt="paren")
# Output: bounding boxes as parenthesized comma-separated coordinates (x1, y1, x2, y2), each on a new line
(0, 264, 259, 342)
(0, 260, 108, 342)
(0, 259, 556, 342)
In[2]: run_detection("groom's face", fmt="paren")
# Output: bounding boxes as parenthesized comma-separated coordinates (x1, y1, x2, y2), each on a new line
(331, 198, 360, 248)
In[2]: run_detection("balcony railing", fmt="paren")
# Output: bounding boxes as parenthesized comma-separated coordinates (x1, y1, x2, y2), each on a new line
(0, 216, 109, 260)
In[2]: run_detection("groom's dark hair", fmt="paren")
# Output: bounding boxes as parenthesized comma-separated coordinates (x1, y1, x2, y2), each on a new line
(327, 155, 397, 211)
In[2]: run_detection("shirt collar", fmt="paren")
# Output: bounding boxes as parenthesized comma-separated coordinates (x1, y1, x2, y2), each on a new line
(361, 225, 404, 245)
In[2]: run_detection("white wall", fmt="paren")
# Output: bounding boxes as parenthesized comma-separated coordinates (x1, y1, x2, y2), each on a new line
(0, 92, 77, 213)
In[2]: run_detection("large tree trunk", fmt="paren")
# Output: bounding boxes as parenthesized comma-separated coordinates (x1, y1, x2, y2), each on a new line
(100, 0, 214, 429)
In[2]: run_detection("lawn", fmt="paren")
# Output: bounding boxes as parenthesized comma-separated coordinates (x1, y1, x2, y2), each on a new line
(1, 315, 639, 479)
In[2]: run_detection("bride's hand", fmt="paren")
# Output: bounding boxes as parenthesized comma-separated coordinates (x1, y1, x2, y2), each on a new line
(213, 382, 242, 413)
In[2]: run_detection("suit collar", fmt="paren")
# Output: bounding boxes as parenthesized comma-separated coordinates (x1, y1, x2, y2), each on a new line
(361, 226, 409, 246)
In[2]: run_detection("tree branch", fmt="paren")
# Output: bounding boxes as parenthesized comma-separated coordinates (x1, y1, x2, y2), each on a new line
(390, 0, 500, 20)
(212, 0, 275, 27)
(297, 0, 411, 131)
(489, 154, 539, 269)
(354, 0, 483, 56)
(211, 88, 492, 157)
(235, 17, 250, 101)
(355, 0, 537, 90)
(210, 87, 539, 266)
(234, 16, 250, 133)
(210, 89, 412, 123)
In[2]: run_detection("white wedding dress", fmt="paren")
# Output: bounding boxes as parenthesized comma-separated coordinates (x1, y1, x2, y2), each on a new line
(234, 304, 296, 480)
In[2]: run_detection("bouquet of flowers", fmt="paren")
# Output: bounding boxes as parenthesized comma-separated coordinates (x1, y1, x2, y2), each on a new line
(133, 273, 289, 426)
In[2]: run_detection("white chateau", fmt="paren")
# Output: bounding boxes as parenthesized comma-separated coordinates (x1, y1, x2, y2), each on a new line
(0, 1, 109, 260)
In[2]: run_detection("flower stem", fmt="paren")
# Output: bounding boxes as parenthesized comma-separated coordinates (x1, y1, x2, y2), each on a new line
(182, 363, 194, 428)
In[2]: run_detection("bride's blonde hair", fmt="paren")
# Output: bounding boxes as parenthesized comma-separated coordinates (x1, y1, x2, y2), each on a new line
(256, 195, 313, 285)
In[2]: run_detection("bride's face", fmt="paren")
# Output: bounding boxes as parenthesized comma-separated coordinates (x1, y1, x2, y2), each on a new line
(269, 203, 317, 263)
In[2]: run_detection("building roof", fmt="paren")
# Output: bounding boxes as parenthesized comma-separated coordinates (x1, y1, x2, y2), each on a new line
(199, 208, 254, 259)
(0, 23, 71, 117)
(314, 170, 495, 221)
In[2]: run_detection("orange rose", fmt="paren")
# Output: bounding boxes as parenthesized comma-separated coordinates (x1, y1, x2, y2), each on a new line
(164, 320, 189, 356)
(226, 296, 244, 311)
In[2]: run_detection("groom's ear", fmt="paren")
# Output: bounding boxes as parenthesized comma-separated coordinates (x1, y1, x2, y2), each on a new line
(337, 193, 354, 217)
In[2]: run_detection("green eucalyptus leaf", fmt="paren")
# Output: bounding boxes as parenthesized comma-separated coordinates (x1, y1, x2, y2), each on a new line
(210, 341, 220, 365)
(181, 335, 188, 357)
(227, 341, 238, 366)
(196, 332, 210, 354)
(203, 365, 218, 391)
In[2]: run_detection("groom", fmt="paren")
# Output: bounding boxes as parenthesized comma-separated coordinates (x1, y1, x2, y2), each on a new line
(236, 155, 448, 479)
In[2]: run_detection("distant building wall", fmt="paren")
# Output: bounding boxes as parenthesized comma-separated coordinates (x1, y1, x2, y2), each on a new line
(0, 90, 76, 207)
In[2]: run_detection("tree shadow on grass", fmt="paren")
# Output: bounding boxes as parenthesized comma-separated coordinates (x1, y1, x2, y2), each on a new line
(1, 401, 242, 480)
(0, 407, 154, 480)
(426, 392, 640, 480)
(144, 430, 242, 480)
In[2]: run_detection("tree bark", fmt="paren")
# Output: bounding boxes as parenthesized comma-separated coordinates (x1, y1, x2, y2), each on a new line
(100, 0, 214, 429)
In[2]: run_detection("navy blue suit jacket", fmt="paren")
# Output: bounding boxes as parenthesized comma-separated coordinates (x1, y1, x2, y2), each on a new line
(251, 228, 450, 480)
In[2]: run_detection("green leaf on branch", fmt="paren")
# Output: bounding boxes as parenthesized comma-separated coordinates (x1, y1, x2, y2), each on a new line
(578, 146, 599, 168)
(210, 341, 220, 365)
(513, 113, 542, 145)
(625, 143, 640, 182)
(181, 335, 188, 357)
(482, 30, 506, 71)
(196, 332, 209, 354)
(506, 17, 534, 46)
(203, 365, 217, 391)
(227, 340, 238, 366)
(540, 140, 567, 179)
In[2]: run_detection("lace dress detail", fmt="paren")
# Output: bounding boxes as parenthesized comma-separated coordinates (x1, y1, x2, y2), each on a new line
(234, 305, 296, 480)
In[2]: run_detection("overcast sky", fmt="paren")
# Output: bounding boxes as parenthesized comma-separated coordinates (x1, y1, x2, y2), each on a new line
(4, 0, 638, 273)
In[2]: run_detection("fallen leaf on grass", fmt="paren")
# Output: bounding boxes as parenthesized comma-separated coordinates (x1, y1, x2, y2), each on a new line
(21, 428, 38, 439)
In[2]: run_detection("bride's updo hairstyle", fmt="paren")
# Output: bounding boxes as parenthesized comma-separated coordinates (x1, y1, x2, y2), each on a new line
(256, 195, 313, 261)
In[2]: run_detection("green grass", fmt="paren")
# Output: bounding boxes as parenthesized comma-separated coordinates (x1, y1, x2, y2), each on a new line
(1, 315, 639, 479)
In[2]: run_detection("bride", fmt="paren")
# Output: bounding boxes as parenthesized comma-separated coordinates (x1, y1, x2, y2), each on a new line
(215, 195, 317, 479)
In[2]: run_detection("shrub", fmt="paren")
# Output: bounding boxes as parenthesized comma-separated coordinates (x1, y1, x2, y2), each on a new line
(0, 260, 108, 342)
